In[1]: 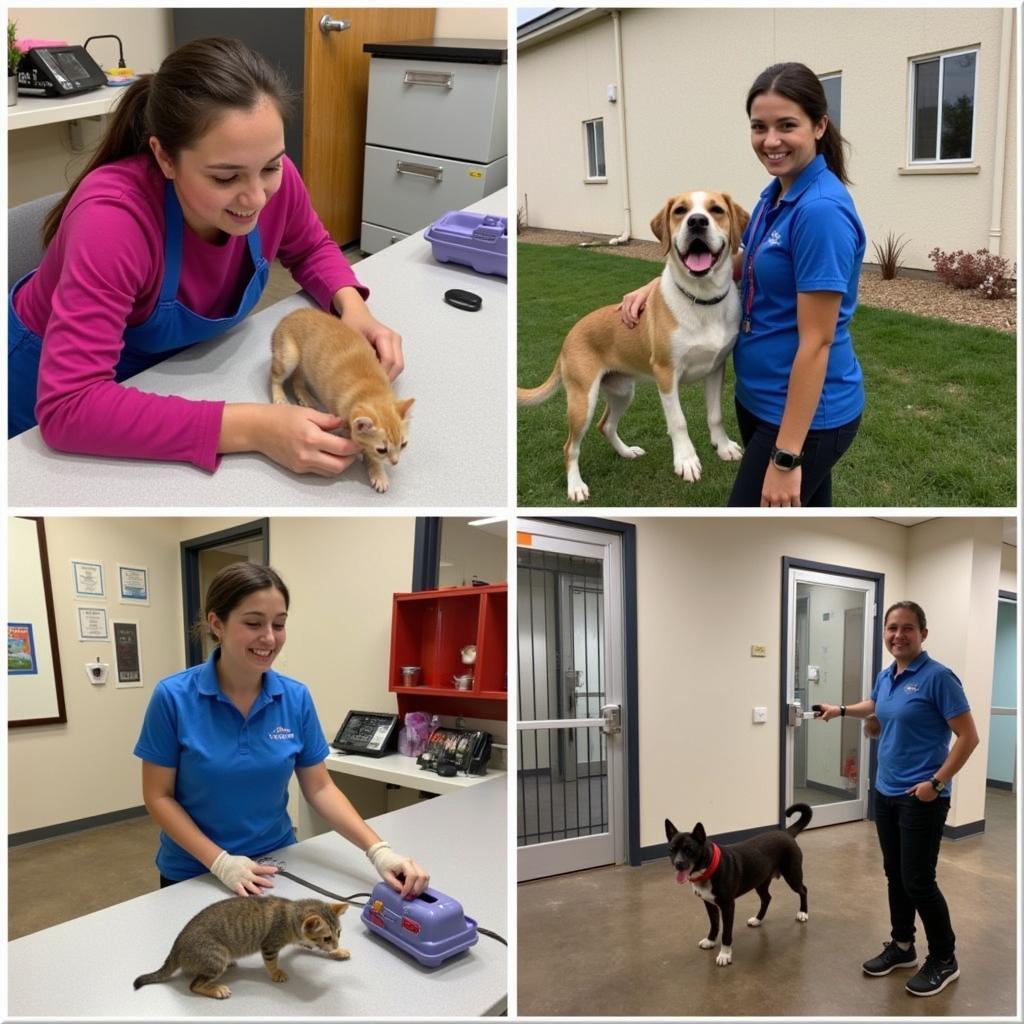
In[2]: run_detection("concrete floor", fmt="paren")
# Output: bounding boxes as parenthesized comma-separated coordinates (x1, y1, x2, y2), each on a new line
(517, 788, 1017, 1017)
(8, 814, 162, 940)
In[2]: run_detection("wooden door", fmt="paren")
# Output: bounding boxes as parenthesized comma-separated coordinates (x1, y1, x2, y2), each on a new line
(304, 8, 436, 246)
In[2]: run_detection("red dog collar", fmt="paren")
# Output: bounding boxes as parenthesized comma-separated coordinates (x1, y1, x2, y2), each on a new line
(690, 842, 721, 882)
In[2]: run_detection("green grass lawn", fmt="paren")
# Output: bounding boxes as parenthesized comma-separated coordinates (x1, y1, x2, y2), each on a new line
(517, 243, 1017, 508)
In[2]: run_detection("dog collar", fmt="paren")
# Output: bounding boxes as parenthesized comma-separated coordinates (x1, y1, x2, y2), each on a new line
(674, 281, 730, 306)
(689, 842, 721, 882)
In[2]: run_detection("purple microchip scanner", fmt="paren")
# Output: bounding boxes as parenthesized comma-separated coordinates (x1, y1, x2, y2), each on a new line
(361, 881, 479, 967)
(424, 211, 508, 277)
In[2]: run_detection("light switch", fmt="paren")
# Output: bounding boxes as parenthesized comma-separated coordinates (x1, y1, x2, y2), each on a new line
(750, 644, 767, 657)
(752, 707, 768, 724)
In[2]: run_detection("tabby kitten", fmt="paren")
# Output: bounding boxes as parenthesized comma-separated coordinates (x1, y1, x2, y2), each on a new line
(270, 308, 414, 493)
(133, 896, 349, 1000)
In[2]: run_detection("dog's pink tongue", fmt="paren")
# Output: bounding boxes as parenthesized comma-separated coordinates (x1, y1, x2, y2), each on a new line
(685, 250, 714, 273)
(676, 869, 690, 885)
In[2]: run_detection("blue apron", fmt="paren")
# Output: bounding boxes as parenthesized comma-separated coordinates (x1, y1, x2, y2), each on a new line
(8, 180, 269, 437)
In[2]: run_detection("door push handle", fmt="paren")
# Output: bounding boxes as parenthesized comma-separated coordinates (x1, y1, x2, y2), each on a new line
(403, 70, 454, 89)
(319, 15, 351, 34)
(600, 703, 621, 736)
(395, 161, 443, 182)
(787, 700, 818, 727)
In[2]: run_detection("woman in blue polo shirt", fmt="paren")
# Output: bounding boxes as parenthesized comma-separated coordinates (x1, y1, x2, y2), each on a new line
(622, 62, 865, 506)
(134, 563, 429, 899)
(817, 601, 980, 997)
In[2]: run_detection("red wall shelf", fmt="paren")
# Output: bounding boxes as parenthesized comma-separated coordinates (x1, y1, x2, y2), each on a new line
(389, 583, 507, 721)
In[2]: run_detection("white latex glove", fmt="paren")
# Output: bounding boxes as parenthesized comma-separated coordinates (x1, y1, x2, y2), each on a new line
(210, 850, 277, 896)
(365, 839, 430, 899)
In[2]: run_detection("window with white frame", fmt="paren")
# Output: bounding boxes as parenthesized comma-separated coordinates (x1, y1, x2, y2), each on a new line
(583, 118, 606, 180)
(820, 73, 842, 131)
(910, 48, 978, 163)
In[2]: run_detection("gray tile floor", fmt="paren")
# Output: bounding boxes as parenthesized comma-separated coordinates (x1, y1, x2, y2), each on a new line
(517, 787, 1017, 1017)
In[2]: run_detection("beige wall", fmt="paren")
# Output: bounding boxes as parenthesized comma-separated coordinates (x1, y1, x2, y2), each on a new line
(9, 7, 507, 205)
(624, 517, 1014, 850)
(519, 7, 1018, 270)
(7, 516, 420, 836)
(439, 519, 507, 588)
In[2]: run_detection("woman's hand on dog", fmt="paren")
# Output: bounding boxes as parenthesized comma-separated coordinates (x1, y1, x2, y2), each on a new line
(618, 278, 659, 328)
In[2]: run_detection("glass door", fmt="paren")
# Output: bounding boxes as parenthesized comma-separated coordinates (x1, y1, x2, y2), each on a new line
(784, 567, 877, 828)
(516, 521, 626, 881)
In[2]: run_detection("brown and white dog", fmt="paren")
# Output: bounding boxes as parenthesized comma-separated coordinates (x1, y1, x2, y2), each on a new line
(518, 191, 749, 502)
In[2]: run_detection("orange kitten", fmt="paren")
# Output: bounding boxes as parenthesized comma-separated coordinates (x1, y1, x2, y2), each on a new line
(270, 308, 414, 492)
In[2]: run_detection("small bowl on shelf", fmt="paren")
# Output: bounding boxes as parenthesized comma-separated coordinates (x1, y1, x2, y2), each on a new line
(400, 666, 422, 686)
(452, 673, 473, 691)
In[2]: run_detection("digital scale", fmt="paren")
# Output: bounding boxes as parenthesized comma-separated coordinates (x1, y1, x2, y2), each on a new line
(331, 710, 399, 757)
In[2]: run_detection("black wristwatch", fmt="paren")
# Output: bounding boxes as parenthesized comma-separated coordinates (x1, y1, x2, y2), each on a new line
(840, 704, 846, 717)
(930, 777, 945, 793)
(770, 445, 804, 471)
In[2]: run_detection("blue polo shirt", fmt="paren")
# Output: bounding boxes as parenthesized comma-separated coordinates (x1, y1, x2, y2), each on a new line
(870, 651, 970, 798)
(134, 651, 330, 880)
(734, 153, 866, 428)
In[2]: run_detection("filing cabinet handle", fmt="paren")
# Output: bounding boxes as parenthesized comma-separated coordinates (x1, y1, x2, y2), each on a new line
(403, 70, 454, 89)
(319, 15, 351, 34)
(395, 161, 444, 182)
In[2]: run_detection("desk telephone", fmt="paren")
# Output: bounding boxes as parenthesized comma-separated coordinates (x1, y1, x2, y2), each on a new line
(17, 46, 108, 97)
(331, 711, 399, 757)
(416, 727, 492, 776)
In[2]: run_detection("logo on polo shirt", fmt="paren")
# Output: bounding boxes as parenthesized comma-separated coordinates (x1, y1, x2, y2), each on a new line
(270, 725, 296, 741)
(904, 684, 919, 693)
(767, 230, 782, 247)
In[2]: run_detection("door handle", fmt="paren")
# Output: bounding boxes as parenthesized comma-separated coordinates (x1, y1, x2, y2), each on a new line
(600, 703, 621, 736)
(787, 700, 818, 727)
(395, 161, 444, 182)
(403, 70, 455, 89)
(319, 15, 351, 34)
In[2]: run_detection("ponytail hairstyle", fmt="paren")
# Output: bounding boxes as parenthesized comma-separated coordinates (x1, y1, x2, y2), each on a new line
(883, 601, 927, 631)
(43, 36, 294, 246)
(745, 62, 851, 185)
(196, 563, 290, 645)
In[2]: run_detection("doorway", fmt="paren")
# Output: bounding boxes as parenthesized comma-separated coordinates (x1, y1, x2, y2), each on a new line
(987, 591, 1017, 792)
(180, 520, 270, 666)
(516, 520, 627, 880)
(782, 560, 881, 828)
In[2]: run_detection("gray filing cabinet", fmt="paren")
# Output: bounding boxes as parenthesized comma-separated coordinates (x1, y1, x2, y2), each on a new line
(360, 38, 507, 254)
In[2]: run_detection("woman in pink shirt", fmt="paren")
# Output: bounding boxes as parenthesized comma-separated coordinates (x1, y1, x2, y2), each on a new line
(8, 37, 400, 476)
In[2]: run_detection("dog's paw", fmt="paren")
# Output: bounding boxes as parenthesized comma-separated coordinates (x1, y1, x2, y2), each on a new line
(716, 948, 733, 967)
(746, 916, 762, 928)
(796, 911, 808, 923)
(714, 439, 744, 462)
(622, 445, 646, 459)
(567, 477, 590, 502)
(674, 453, 702, 482)
(698, 938, 716, 950)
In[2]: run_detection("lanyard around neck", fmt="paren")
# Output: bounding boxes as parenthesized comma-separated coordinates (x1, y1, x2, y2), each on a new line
(741, 199, 774, 333)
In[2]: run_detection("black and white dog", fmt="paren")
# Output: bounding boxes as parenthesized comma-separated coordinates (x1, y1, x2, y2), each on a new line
(664, 803, 812, 966)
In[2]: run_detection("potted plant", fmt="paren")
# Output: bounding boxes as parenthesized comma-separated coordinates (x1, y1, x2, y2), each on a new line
(8, 19, 20, 107)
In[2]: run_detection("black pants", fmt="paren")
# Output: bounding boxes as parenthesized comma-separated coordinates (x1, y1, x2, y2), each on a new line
(874, 791, 955, 961)
(726, 401, 861, 507)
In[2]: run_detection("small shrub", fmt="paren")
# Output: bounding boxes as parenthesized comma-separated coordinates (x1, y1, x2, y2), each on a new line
(928, 246, 1016, 300)
(872, 232, 910, 280)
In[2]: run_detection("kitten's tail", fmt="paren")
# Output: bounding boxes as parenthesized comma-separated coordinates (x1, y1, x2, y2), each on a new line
(517, 361, 562, 407)
(133, 953, 179, 989)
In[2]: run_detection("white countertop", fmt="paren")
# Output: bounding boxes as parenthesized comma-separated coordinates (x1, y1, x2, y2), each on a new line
(7, 779, 507, 1017)
(326, 749, 504, 794)
(8, 190, 508, 508)
(7, 86, 126, 130)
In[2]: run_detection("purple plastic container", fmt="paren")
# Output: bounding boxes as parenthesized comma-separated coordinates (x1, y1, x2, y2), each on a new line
(361, 881, 479, 967)
(424, 211, 508, 277)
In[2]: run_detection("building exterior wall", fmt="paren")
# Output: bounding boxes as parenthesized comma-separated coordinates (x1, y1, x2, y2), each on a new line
(518, 7, 1018, 271)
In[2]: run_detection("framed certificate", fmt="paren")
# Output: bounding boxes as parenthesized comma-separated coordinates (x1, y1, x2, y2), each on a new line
(77, 606, 110, 641)
(113, 620, 143, 688)
(72, 559, 105, 599)
(118, 565, 150, 605)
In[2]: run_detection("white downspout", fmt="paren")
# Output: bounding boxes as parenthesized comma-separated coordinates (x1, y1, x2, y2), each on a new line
(608, 9, 632, 244)
(987, 7, 1013, 255)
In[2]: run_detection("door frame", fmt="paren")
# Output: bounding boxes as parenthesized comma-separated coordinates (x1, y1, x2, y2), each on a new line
(180, 519, 270, 667)
(518, 517, 640, 867)
(779, 557, 885, 825)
